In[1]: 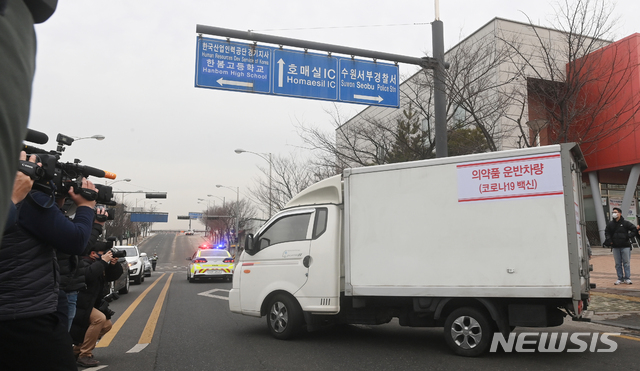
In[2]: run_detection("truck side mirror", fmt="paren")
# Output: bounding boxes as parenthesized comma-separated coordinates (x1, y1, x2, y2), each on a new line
(245, 234, 255, 255)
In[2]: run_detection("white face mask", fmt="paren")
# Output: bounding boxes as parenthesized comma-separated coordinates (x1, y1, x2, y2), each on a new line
(612, 212, 619, 219)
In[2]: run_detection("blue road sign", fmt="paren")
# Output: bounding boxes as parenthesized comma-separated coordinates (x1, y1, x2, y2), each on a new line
(188, 212, 203, 219)
(195, 38, 272, 94)
(130, 213, 169, 223)
(272, 49, 338, 101)
(338, 58, 399, 107)
(195, 37, 399, 107)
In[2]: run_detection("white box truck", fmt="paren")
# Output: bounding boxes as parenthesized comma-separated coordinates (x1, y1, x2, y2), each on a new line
(229, 143, 591, 356)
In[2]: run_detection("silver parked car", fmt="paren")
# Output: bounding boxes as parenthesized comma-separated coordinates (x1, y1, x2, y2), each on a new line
(141, 252, 152, 277)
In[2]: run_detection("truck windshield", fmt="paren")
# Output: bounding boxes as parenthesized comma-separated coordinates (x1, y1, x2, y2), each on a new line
(259, 213, 311, 249)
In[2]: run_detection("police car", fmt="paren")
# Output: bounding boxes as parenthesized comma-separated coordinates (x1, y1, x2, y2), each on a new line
(187, 249, 234, 282)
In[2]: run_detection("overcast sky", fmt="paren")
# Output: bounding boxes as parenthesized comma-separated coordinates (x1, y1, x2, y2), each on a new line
(26, 0, 639, 230)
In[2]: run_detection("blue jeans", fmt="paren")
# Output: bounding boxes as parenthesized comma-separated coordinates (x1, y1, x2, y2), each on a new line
(66, 291, 78, 331)
(613, 247, 631, 281)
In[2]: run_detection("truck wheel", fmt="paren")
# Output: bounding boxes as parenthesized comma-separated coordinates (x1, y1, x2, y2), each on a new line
(118, 273, 130, 294)
(443, 307, 494, 357)
(266, 294, 303, 340)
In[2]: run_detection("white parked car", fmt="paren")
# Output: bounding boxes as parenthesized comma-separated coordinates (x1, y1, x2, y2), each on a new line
(114, 245, 145, 284)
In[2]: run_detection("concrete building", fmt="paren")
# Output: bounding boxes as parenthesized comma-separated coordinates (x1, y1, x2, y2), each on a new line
(338, 18, 640, 245)
(336, 18, 609, 168)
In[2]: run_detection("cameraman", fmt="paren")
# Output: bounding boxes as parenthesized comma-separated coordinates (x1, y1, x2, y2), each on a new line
(70, 242, 123, 368)
(58, 208, 109, 331)
(0, 163, 97, 370)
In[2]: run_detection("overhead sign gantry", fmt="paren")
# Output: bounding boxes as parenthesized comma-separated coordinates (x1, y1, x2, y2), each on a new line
(194, 20, 448, 157)
(195, 36, 400, 107)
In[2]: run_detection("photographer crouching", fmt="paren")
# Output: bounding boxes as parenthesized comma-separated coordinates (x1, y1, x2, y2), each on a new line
(70, 239, 123, 368)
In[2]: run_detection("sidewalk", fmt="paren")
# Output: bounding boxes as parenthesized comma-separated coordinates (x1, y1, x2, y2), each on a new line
(585, 247, 640, 331)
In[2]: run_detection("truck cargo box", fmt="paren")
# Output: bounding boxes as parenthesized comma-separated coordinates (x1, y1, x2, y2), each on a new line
(343, 144, 588, 301)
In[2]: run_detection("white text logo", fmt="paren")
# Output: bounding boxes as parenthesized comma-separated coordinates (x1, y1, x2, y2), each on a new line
(490, 332, 619, 353)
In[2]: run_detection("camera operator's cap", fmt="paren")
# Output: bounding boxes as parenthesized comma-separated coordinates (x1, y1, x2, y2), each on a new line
(90, 240, 113, 252)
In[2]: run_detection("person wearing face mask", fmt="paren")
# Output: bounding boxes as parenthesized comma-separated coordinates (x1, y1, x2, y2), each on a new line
(604, 207, 639, 285)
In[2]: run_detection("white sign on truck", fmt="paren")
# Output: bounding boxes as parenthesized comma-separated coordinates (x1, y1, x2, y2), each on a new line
(229, 143, 590, 356)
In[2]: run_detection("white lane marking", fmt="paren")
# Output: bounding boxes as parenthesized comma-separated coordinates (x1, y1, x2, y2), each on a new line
(126, 343, 149, 353)
(83, 366, 108, 370)
(198, 288, 230, 301)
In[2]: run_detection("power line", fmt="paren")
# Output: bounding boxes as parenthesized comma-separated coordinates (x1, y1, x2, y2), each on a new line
(251, 22, 430, 32)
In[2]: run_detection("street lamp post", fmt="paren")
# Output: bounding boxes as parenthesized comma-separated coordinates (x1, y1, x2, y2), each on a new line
(216, 184, 239, 254)
(198, 198, 211, 209)
(114, 190, 143, 204)
(235, 148, 273, 218)
(207, 194, 225, 208)
(106, 178, 131, 186)
(72, 134, 106, 142)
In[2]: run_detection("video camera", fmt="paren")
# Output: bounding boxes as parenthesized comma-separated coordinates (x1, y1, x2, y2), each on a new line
(98, 292, 119, 319)
(18, 129, 117, 204)
(95, 207, 116, 222)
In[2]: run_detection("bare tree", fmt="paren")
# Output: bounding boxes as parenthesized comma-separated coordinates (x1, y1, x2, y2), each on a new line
(249, 152, 321, 215)
(296, 102, 435, 173)
(500, 0, 640, 154)
(105, 202, 137, 243)
(442, 32, 526, 151)
(200, 199, 256, 244)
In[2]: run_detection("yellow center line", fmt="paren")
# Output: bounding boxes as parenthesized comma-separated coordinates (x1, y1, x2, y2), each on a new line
(612, 334, 640, 342)
(138, 273, 173, 344)
(96, 273, 166, 348)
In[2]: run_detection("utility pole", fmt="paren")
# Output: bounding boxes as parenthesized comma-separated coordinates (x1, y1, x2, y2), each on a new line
(433, 0, 447, 158)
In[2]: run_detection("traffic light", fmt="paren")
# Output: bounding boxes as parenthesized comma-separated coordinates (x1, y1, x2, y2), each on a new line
(146, 192, 167, 199)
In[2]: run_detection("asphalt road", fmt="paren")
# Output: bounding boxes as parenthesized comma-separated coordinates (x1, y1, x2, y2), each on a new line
(89, 233, 640, 371)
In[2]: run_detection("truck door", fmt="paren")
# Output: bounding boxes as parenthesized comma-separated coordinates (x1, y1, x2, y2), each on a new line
(239, 209, 314, 314)
(294, 206, 341, 313)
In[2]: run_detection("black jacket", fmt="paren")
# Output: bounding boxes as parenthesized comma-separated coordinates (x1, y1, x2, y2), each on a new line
(58, 222, 103, 292)
(604, 216, 637, 248)
(0, 193, 93, 321)
(70, 255, 123, 344)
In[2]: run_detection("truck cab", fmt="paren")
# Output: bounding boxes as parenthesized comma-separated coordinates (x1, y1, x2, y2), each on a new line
(229, 176, 343, 332)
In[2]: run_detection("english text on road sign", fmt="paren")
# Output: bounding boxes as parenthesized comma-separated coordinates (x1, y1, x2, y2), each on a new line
(272, 49, 338, 101)
(195, 38, 272, 94)
(338, 58, 399, 107)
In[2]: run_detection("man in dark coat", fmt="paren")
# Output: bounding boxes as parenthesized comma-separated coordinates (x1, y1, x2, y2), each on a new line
(58, 208, 108, 331)
(0, 173, 97, 371)
(604, 207, 638, 285)
(70, 242, 123, 367)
